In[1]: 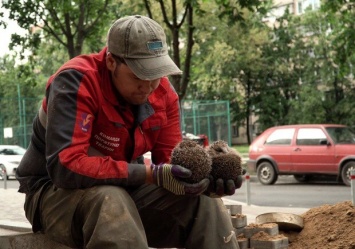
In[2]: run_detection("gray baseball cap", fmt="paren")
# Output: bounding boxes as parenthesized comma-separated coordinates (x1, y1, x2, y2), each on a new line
(107, 15, 182, 80)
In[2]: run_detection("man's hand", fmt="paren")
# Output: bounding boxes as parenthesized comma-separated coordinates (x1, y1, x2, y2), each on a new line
(150, 163, 210, 196)
(205, 173, 244, 198)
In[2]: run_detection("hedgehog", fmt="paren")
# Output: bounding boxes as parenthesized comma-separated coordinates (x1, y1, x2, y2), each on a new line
(170, 139, 212, 183)
(207, 140, 243, 183)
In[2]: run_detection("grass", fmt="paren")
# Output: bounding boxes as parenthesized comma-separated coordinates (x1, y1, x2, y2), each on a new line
(232, 144, 249, 154)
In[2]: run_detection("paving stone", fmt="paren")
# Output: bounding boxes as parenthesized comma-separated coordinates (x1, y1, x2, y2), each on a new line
(225, 204, 242, 215)
(243, 223, 279, 238)
(237, 236, 249, 249)
(231, 214, 247, 228)
(250, 234, 289, 249)
(234, 227, 245, 236)
(0, 220, 31, 233)
(0, 232, 72, 249)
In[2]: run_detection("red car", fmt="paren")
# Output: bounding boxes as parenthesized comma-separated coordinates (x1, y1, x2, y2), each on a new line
(247, 124, 355, 186)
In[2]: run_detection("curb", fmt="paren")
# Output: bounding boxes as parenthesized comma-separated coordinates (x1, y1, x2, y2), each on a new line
(0, 220, 32, 233)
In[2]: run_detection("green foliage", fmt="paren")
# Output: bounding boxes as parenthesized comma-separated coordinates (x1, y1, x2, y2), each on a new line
(143, 0, 266, 100)
(0, 56, 17, 97)
(189, 2, 269, 143)
(252, 2, 355, 132)
(287, 84, 326, 124)
(215, 0, 268, 25)
(1, 0, 119, 59)
(0, 55, 43, 146)
(1, 0, 355, 146)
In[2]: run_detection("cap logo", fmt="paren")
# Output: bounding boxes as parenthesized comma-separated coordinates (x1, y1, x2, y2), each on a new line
(147, 41, 163, 51)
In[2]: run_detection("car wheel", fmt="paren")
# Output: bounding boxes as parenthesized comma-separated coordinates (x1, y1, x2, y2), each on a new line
(341, 161, 355, 186)
(294, 175, 311, 183)
(257, 161, 278, 185)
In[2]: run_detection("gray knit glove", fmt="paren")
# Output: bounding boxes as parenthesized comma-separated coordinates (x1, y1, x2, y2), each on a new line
(151, 163, 210, 196)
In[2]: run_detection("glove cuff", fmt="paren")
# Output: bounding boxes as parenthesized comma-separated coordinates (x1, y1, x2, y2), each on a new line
(126, 163, 147, 186)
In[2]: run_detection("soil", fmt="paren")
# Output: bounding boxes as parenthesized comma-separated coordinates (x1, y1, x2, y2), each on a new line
(252, 231, 286, 241)
(282, 201, 355, 249)
(238, 201, 355, 248)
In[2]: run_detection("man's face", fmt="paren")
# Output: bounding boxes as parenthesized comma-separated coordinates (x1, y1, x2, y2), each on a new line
(107, 53, 160, 105)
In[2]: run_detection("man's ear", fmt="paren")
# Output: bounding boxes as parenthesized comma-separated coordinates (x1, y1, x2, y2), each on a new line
(106, 52, 116, 71)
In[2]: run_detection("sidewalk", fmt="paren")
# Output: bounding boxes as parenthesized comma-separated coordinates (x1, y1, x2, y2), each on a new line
(0, 187, 309, 236)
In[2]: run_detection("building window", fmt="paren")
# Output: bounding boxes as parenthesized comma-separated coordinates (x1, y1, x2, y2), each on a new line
(233, 125, 239, 137)
(298, 0, 321, 14)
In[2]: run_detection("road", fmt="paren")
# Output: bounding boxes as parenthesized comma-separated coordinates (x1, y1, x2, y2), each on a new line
(225, 175, 352, 208)
(2, 175, 352, 209)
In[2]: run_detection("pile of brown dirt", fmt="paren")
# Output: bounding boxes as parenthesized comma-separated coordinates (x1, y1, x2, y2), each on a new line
(282, 201, 355, 249)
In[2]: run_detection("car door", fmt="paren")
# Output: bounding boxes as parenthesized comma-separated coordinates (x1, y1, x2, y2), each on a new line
(291, 127, 336, 173)
(263, 128, 295, 172)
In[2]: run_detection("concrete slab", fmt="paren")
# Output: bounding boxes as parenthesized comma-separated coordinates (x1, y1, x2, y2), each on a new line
(231, 214, 247, 228)
(237, 237, 249, 249)
(0, 220, 31, 233)
(250, 236, 289, 249)
(0, 232, 72, 249)
(225, 204, 242, 215)
(243, 223, 279, 238)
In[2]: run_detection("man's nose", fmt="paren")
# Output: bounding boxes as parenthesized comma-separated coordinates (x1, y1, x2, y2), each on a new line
(139, 80, 153, 92)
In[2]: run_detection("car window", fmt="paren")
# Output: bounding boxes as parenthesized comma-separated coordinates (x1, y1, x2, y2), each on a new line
(265, 128, 295, 145)
(296, 128, 327, 145)
(0, 149, 17, 155)
(4, 149, 16, 155)
(0, 146, 26, 155)
(326, 127, 355, 144)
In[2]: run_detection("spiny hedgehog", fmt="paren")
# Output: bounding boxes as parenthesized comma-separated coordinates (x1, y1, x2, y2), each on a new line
(170, 139, 212, 183)
(207, 140, 243, 183)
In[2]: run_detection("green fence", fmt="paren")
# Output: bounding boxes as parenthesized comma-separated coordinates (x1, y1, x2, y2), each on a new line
(0, 97, 42, 148)
(0, 98, 231, 148)
(181, 100, 231, 146)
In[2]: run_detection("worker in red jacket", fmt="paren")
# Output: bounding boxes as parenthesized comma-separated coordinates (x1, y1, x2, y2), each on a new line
(16, 15, 241, 249)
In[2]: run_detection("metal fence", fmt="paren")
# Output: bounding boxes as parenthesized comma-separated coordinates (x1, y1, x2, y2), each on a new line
(181, 100, 231, 146)
(0, 98, 231, 147)
(0, 97, 41, 148)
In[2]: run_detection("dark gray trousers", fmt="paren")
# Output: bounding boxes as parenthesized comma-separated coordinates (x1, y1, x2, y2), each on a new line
(25, 183, 239, 249)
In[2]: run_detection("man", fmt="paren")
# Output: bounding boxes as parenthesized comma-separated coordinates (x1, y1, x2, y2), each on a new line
(16, 15, 242, 249)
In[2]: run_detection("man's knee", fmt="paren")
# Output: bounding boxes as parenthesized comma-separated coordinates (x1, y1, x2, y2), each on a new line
(73, 185, 147, 247)
(80, 185, 136, 214)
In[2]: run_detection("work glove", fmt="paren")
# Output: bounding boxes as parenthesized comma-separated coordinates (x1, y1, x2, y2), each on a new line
(151, 163, 210, 196)
(205, 170, 245, 198)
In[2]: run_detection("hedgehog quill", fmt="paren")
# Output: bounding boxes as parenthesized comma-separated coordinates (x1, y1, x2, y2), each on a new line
(170, 139, 212, 183)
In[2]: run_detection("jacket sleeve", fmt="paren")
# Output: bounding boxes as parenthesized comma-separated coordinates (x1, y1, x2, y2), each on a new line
(150, 79, 182, 164)
(45, 69, 146, 189)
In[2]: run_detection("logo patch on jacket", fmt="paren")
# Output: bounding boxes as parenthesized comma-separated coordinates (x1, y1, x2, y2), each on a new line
(80, 113, 93, 132)
(93, 132, 120, 152)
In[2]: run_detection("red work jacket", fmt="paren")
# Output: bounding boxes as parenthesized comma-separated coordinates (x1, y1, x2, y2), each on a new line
(17, 47, 182, 192)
